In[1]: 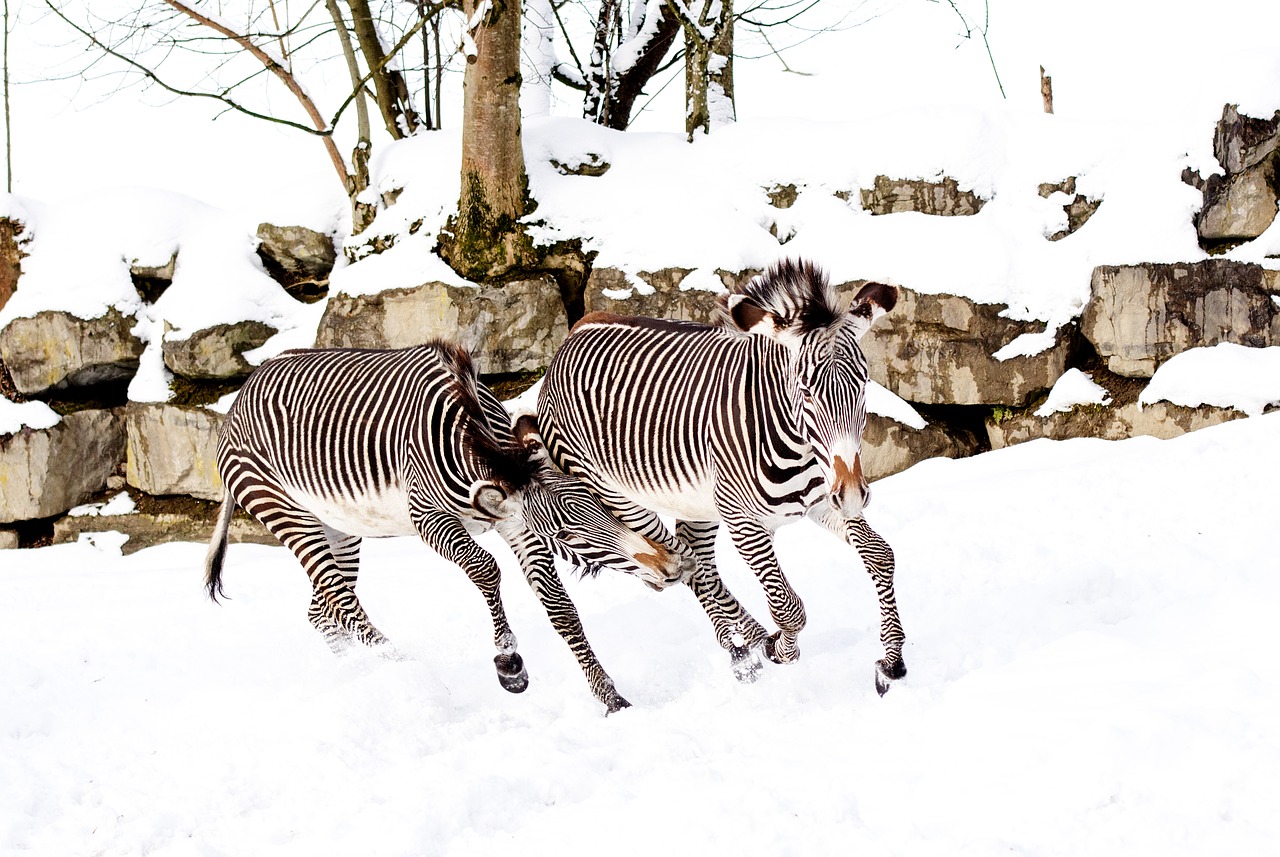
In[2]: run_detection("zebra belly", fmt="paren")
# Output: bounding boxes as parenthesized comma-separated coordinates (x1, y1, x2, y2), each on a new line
(290, 485, 418, 538)
(616, 478, 720, 522)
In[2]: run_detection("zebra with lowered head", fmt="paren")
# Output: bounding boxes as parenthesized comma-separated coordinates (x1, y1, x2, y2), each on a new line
(206, 340, 689, 713)
(536, 258, 907, 695)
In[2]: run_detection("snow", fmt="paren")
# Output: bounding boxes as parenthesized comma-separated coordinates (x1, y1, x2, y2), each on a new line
(68, 492, 137, 518)
(0, 395, 60, 435)
(1035, 368, 1111, 416)
(1139, 344, 1280, 417)
(4, 414, 1278, 854)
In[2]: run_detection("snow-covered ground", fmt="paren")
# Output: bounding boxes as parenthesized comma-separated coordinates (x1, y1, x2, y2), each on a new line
(4, 414, 1278, 855)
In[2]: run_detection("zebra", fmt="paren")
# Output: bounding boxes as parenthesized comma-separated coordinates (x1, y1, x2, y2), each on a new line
(205, 341, 689, 714)
(535, 259, 907, 695)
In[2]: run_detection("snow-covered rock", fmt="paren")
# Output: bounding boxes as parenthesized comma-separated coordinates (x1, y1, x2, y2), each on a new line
(255, 223, 336, 303)
(859, 285, 1073, 407)
(859, 175, 987, 217)
(1081, 259, 1280, 377)
(316, 277, 567, 375)
(0, 409, 125, 522)
(162, 320, 278, 380)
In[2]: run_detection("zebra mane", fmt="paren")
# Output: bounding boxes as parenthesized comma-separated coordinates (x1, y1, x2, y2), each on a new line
(717, 259, 841, 334)
(430, 340, 538, 491)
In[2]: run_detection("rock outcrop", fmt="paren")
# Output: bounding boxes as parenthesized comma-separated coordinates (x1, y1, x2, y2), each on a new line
(1081, 260, 1280, 377)
(584, 267, 756, 324)
(316, 277, 567, 375)
(1195, 105, 1280, 248)
(125, 404, 224, 501)
(162, 321, 278, 380)
(986, 400, 1246, 449)
(855, 286, 1073, 406)
(0, 409, 126, 523)
(860, 175, 986, 216)
(0, 308, 145, 395)
(256, 223, 336, 303)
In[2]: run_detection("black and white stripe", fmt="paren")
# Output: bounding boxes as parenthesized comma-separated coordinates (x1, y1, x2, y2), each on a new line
(537, 259, 907, 694)
(205, 341, 684, 713)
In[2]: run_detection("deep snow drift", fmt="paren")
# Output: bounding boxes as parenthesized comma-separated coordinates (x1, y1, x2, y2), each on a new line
(4, 414, 1278, 855)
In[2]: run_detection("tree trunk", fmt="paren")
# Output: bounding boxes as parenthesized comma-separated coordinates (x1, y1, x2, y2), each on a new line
(348, 0, 421, 138)
(678, 0, 734, 140)
(602, 3, 680, 130)
(439, 0, 530, 280)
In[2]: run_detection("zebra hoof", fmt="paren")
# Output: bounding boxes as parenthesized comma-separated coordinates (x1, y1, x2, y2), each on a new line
(494, 652, 529, 694)
(763, 631, 799, 665)
(874, 658, 907, 697)
(730, 645, 762, 683)
(605, 694, 632, 715)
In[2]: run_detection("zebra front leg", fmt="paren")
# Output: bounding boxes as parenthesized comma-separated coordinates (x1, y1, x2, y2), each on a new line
(414, 512, 528, 694)
(722, 514, 806, 665)
(675, 520, 770, 682)
(810, 507, 907, 695)
(497, 520, 630, 714)
(847, 516, 907, 696)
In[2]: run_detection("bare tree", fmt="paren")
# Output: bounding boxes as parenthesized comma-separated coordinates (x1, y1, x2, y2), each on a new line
(39, 1, 453, 232)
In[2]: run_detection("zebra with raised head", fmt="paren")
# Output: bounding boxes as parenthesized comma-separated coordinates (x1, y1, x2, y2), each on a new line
(536, 259, 907, 695)
(205, 341, 688, 713)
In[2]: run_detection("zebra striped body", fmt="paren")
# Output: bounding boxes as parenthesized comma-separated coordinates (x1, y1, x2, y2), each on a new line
(538, 260, 907, 693)
(206, 342, 683, 713)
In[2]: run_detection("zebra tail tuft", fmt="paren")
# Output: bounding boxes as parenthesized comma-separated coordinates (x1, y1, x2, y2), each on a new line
(204, 494, 236, 603)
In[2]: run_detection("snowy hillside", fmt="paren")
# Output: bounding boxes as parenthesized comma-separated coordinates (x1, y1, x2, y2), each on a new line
(4, 414, 1278, 855)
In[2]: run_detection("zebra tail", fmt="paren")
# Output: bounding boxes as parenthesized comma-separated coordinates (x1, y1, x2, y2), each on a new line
(204, 494, 236, 602)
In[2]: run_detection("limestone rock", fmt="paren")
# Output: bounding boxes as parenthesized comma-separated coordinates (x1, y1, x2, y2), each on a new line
(1081, 260, 1280, 377)
(162, 321, 278, 380)
(853, 285, 1073, 406)
(986, 400, 1246, 450)
(1213, 104, 1280, 175)
(130, 253, 176, 303)
(1195, 105, 1280, 247)
(0, 308, 145, 395)
(860, 175, 986, 216)
(0, 528, 17, 549)
(316, 277, 567, 375)
(863, 414, 982, 482)
(53, 506, 274, 556)
(125, 404, 224, 501)
(0, 409, 126, 523)
(256, 223, 336, 303)
(1197, 166, 1278, 244)
(585, 268, 725, 324)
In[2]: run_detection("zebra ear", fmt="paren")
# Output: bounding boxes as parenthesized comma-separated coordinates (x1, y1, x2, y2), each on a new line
(471, 481, 516, 519)
(513, 414, 543, 450)
(725, 294, 783, 338)
(846, 281, 897, 339)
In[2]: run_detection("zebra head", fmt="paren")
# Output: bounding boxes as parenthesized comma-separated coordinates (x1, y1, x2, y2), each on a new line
(506, 416, 688, 590)
(723, 260, 897, 519)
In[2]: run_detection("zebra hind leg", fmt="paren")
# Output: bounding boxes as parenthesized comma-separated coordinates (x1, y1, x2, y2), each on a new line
(675, 520, 769, 683)
(306, 527, 370, 654)
(225, 466, 389, 649)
